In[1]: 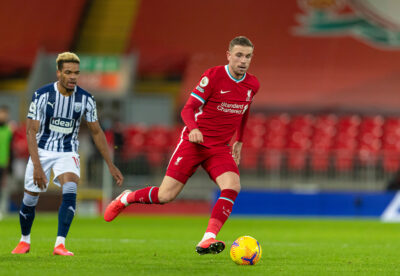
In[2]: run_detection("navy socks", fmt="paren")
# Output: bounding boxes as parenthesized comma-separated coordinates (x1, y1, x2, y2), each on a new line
(57, 182, 77, 238)
(19, 192, 39, 236)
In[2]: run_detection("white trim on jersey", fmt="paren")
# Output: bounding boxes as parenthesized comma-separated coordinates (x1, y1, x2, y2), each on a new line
(191, 92, 205, 104)
(167, 127, 187, 167)
(194, 105, 203, 121)
(225, 65, 246, 83)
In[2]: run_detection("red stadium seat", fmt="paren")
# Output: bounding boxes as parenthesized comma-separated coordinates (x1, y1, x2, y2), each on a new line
(245, 113, 267, 138)
(381, 117, 400, 172)
(262, 150, 283, 171)
(383, 151, 400, 172)
(309, 115, 336, 172)
(287, 150, 307, 171)
(122, 124, 148, 160)
(146, 125, 172, 150)
(12, 124, 29, 159)
(240, 148, 259, 170)
(357, 116, 383, 165)
(333, 150, 355, 171)
(287, 114, 313, 151)
(262, 113, 290, 170)
(145, 125, 174, 167)
(241, 133, 264, 170)
(310, 150, 330, 172)
(331, 115, 360, 171)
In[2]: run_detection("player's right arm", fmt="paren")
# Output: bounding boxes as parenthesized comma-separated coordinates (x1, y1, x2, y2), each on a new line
(26, 90, 48, 189)
(181, 97, 204, 144)
(26, 118, 47, 189)
(181, 71, 214, 144)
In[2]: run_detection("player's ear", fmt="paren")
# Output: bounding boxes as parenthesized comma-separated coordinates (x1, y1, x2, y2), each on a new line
(226, 50, 231, 61)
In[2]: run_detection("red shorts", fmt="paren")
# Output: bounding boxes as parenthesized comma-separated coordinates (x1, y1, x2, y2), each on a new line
(166, 139, 239, 184)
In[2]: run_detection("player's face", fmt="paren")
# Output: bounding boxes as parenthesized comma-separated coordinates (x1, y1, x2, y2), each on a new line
(227, 45, 253, 79)
(57, 62, 80, 91)
(0, 109, 8, 124)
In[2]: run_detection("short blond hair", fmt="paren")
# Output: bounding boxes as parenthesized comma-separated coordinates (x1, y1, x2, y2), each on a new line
(56, 52, 80, 70)
(229, 36, 254, 51)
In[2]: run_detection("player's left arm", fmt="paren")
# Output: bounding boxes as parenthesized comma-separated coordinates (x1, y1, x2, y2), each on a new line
(233, 78, 260, 165)
(232, 108, 250, 165)
(84, 96, 123, 186)
(87, 120, 123, 186)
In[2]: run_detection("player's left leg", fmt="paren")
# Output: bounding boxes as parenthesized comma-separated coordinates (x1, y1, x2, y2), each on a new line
(196, 171, 240, 254)
(12, 150, 53, 254)
(53, 172, 79, 256)
(196, 147, 240, 255)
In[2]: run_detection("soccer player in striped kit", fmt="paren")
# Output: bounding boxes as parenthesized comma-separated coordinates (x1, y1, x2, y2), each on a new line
(104, 36, 259, 255)
(12, 52, 123, 256)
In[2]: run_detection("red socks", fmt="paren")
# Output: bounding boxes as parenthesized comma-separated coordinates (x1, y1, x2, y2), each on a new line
(206, 189, 238, 235)
(127, 187, 160, 204)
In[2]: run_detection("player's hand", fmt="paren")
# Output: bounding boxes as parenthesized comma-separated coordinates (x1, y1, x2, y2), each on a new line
(188, 128, 204, 144)
(109, 164, 124, 187)
(232, 141, 243, 165)
(33, 166, 48, 190)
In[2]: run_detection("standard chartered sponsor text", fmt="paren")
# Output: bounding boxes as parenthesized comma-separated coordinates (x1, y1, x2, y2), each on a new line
(217, 102, 247, 114)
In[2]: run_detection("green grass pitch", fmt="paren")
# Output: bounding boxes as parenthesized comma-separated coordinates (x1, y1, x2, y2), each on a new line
(1, 215, 400, 275)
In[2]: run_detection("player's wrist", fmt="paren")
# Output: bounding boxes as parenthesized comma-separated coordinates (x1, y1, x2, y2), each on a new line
(31, 159, 42, 168)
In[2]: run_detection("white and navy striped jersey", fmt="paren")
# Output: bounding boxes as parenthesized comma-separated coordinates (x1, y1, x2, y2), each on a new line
(27, 82, 98, 152)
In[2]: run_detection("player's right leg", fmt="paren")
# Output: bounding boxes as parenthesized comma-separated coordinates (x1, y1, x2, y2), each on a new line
(11, 190, 39, 254)
(104, 176, 184, 222)
(104, 139, 199, 222)
(12, 153, 51, 254)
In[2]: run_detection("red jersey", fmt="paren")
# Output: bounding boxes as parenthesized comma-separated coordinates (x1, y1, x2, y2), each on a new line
(181, 65, 260, 147)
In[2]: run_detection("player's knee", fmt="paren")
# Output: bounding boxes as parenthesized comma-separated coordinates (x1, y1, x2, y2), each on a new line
(218, 178, 241, 193)
(158, 190, 178, 204)
(227, 182, 241, 193)
(22, 192, 39, 207)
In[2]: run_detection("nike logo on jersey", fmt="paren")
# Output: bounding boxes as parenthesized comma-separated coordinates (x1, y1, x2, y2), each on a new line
(47, 102, 55, 108)
(220, 90, 231, 94)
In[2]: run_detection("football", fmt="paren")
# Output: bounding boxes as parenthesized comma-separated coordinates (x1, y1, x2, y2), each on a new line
(230, 236, 262, 265)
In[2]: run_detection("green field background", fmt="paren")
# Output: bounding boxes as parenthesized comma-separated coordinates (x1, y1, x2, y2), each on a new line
(1, 215, 400, 275)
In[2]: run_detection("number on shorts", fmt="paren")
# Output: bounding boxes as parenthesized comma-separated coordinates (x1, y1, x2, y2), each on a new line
(72, 156, 80, 169)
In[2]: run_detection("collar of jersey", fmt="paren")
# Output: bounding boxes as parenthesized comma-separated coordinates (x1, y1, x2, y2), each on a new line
(54, 81, 77, 95)
(225, 65, 246, 83)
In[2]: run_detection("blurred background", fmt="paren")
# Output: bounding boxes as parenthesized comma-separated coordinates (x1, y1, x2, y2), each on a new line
(2, 0, 400, 219)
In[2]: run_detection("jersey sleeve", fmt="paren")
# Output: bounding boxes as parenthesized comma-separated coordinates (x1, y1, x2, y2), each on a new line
(237, 76, 259, 141)
(236, 106, 250, 142)
(253, 76, 261, 95)
(84, 96, 98, 122)
(27, 91, 46, 121)
(181, 96, 203, 131)
(189, 69, 214, 105)
(181, 69, 216, 130)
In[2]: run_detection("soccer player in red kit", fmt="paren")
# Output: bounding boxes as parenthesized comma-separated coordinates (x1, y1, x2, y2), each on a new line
(104, 36, 260, 255)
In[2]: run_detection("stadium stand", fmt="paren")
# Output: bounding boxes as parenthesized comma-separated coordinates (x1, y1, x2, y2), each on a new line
(17, 113, 392, 176)
(75, 0, 139, 54)
(0, 0, 87, 76)
(2, 0, 400, 198)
